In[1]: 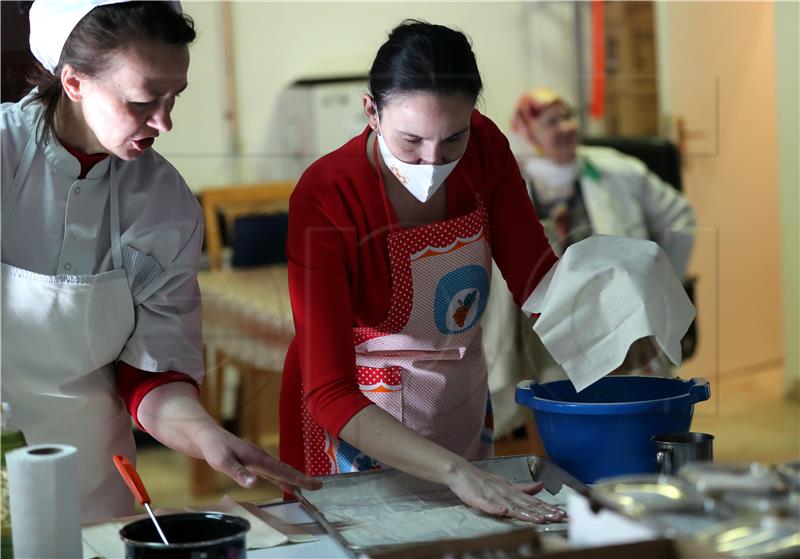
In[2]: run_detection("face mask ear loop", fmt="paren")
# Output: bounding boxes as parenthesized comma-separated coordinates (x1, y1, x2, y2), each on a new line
(372, 97, 382, 136)
(372, 114, 399, 234)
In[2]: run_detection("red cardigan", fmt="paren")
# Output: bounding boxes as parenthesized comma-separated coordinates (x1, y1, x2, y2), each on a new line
(279, 111, 557, 474)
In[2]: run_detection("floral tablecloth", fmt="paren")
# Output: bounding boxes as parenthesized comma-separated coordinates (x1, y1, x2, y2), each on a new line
(199, 265, 294, 374)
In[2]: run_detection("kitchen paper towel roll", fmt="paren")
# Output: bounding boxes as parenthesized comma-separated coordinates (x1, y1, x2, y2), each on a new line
(7, 444, 83, 558)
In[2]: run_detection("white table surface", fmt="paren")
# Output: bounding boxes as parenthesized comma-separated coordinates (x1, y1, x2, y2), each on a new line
(250, 501, 350, 558)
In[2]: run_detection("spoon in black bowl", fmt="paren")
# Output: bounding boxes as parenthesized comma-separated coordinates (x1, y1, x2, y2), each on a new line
(113, 454, 169, 545)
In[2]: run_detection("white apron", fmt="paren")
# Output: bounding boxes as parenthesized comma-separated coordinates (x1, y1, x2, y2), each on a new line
(1, 134, 137, 523)
(302, 151, 495, 475)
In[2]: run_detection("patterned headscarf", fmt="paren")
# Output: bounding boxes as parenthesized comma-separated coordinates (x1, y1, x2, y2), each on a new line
(511, 87, 569, 145)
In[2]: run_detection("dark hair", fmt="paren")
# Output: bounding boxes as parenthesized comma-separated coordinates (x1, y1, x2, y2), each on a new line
(26, 1, 196, 142)
(369, 20, 483, 111)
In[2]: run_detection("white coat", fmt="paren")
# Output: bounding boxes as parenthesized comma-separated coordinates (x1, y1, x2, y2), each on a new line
(485, 146, 695, 436)
(1, 93, 204, 522)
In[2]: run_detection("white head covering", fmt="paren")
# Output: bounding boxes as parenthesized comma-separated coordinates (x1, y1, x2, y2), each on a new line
(29, 0, 182, 74)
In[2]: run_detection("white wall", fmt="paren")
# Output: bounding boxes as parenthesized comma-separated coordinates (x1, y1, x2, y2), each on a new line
(655, 1, 783, 376)
(774, 0, 800, 397)
(156, 1, 581, 190)
(521, 2, 582, 110)
(156, 1, 230, 189)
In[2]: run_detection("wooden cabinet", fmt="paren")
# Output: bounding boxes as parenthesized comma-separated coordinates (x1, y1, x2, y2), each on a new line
(602, 1, 660, 136)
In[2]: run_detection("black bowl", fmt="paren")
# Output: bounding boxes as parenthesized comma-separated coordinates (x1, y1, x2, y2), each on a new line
(119, 512, 250, 558)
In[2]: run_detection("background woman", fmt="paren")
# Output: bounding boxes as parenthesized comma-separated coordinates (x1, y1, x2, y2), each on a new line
(483, 87, 696, 436)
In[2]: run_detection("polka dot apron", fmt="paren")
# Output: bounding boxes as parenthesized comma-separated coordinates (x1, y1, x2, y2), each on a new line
(302, 143, 495, 475)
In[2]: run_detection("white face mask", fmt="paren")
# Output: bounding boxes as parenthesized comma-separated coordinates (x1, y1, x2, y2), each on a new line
(524, 156, 580, 205)
(376, 129, 461, 204)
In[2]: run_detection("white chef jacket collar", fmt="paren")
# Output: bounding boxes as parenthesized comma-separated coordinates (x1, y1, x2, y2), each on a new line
(41, 132, 112, 182)
(19, 91, 111, 181)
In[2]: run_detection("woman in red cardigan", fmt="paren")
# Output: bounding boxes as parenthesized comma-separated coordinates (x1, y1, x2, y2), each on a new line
(281, 20, 565, 523)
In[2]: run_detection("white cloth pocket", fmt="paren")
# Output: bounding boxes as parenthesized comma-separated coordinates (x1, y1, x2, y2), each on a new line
(522, 235, 695, 391)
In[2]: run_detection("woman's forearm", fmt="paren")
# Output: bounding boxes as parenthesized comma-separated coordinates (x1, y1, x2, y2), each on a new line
(338, 404, 468, 485)
(135, 381, 216, 459)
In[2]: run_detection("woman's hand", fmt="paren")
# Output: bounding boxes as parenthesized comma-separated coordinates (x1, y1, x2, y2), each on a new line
(613, 336, 661, 374)
(339, 406, 565, 524)
(447, 462, 566, 524)
(136, 381, 321, 495)
(194, 423, 322, 495)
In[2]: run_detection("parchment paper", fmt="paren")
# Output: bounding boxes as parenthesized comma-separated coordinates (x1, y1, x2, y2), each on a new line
(297, 456, 585, 553)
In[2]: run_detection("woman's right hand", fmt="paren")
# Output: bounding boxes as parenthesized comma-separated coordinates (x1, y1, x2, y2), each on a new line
(136, 381, 321, 495)
(195, 423, 322, 495)
(447, 461, 566, 524)
(613, 336, 661, 374)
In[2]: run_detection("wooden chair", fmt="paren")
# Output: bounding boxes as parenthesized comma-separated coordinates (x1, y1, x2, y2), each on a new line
(200, 181, 294, 271)
(190, 181, 294, 495)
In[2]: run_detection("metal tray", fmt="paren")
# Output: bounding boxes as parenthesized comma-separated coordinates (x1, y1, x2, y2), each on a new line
(591, 474, 706, 516)
(295, 455, 588, 558)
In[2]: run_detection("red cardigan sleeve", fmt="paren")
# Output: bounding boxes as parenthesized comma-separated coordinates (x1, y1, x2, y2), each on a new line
(286, 186, 374, 437)
(116, 361, 198, 430)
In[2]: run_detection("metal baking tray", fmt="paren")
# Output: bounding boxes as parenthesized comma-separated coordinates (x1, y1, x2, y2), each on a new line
(295, 455, 588, 558)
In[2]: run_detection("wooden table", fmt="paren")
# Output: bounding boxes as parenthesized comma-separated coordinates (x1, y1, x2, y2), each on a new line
(192, 265, 294, 495)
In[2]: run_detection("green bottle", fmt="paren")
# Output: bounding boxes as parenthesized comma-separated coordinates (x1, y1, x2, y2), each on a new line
(1, 402, 26, 559)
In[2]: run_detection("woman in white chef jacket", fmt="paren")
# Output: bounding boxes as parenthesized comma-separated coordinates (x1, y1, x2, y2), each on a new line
(484, 87, 696, 437)
(0, 0, 318, 523)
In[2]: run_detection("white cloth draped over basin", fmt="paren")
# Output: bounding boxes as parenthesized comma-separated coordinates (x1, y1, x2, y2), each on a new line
(522, 236, 696, 392)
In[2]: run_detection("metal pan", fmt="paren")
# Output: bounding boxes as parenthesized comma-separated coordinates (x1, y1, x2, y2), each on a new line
(296, 455, 587, 558)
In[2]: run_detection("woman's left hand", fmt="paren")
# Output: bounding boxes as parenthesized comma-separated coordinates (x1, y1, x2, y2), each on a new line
(195, 424, 322, 494)
(447, 461, 567, 523)
(613, 336, 660, 374)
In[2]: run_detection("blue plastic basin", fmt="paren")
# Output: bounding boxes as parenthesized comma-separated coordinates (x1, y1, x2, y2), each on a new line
(515, 376, 710, 484)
